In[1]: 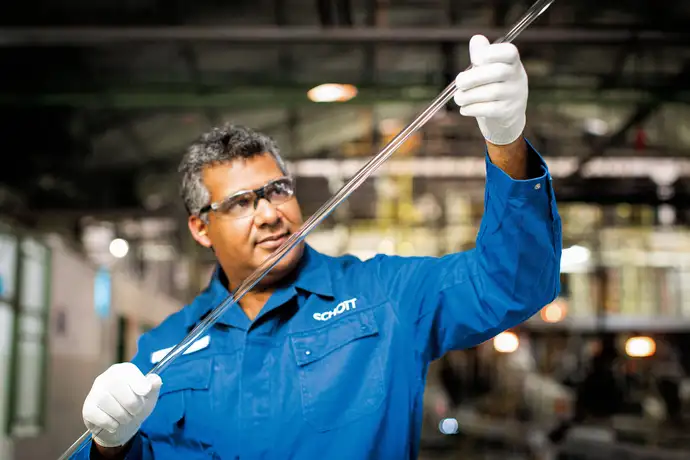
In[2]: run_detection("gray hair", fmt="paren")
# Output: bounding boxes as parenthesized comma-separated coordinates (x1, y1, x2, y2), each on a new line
(178, 123, 288, 217)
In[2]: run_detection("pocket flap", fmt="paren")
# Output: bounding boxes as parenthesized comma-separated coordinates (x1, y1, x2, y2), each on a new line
(291, 310, 379, 366)
(159, 357, 213, 395)
(143, 357, 215, 441)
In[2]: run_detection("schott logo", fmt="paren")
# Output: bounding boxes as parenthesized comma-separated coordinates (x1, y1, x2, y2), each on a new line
(313, 298, 358, 321)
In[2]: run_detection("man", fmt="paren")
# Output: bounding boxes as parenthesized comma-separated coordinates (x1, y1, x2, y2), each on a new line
(79, 35, 562, 460)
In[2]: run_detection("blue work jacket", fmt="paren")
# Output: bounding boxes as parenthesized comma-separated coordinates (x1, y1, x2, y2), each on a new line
(79, 143, 561, 460)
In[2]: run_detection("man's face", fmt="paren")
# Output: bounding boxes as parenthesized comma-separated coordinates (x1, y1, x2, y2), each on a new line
(189, 153, 304, 288)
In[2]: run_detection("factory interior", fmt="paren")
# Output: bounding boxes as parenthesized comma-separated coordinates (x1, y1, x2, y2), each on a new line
(1, 0, 690, 459)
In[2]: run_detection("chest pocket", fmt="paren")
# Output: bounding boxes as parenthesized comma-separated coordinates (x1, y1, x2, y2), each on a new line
(141, 357, 218, 459)
(290, 308, 386, 432)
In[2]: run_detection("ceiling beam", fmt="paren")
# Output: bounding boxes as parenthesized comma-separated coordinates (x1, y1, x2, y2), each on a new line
(568, 100, 661, 178)
(2, 87, 687, 109)
(0, 27, 689, 46)
(84, 152, 690, 180)
(5, 70, 686, 94)
(597, 37, 639, 90)
(285, 156, 690, 180)
(569, 58, 690, 178)
(178, 44, 221, 126)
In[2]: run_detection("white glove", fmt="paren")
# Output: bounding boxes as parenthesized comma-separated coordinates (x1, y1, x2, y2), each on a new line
(454, 34, 528, 146)
(82, 363, 162, 448)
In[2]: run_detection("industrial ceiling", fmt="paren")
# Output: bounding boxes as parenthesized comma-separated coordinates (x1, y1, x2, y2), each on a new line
(1, 0, 690, 233)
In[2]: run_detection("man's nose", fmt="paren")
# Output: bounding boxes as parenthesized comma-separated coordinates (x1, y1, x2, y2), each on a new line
(253, 197, 280, 226)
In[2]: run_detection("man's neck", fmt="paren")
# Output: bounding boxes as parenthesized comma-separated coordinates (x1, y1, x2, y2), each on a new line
(219, 269, 274, 321)
(238, 289, 273, 321)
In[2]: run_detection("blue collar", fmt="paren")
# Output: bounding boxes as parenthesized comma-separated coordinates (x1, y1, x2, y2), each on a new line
(184, 244, 334, 329)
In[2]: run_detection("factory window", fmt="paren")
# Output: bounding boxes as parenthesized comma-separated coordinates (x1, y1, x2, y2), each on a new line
(6, 234, 51, 437)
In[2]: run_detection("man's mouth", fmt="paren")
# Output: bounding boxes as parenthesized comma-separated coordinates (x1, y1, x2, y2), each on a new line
(256, 232, 290, 249)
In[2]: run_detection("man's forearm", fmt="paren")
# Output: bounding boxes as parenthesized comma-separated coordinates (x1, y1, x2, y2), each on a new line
(485, 136, 528, 180)
(93, 441, 131, 460)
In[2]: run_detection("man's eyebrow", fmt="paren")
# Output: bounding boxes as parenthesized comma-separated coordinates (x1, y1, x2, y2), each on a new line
(216, 181, 267, 200)
(216, 187, 250, 202)
(215, 176, 285, 201)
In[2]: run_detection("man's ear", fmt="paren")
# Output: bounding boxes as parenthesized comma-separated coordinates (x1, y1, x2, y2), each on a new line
(188, 215, 212, 248)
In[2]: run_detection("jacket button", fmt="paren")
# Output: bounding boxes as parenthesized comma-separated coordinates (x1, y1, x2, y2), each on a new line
(305, 350, 311, 356)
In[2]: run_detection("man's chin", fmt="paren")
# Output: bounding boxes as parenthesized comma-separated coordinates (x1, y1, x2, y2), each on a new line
(256, 239, 303, 258)
(254, 242, 304, 278)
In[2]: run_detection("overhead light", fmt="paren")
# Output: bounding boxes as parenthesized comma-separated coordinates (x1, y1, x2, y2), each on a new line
(109, 238, 129, 258)
(493, 331, 519, 353)
(560, 245, 590, 273)
(541, 299, 567, 323)
(377, 238, 396, 254)
(625, 336, 656, 358)
(438, 418, 459, 435)
(583, 118, 609, 136)
(307, 83, 358, 103)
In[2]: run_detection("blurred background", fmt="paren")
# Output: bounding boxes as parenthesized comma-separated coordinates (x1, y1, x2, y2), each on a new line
(0, 0, 690, 459)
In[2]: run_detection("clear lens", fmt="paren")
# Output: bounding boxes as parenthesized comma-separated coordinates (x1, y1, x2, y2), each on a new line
(218, 192, 255, 217)
(266, 178, 295, 203)
(216, 177, 295, 219)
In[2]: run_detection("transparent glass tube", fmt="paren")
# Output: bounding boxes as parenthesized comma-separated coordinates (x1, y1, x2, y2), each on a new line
(58, 1, 555, 457)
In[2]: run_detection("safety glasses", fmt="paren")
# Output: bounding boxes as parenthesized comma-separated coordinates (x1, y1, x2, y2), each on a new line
(200, 177, 296, 220)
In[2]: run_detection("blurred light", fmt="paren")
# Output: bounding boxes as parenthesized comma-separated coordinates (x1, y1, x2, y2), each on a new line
(377, 238, 396, 254)
(415, 193, 442, 221)
(349, 250, 377, 261)
(583, 118, 609, 136)
(109, 238, 129, 258)
(541, 299, 567, 323)
(643, 395, 665, 420)
(658, 204, 676, 226)
(379, 118, 402, 135)
(625, 336, 656, 358)
(560, 245, 590, 273)
(494, 331, 519, 353)
(398, 241, 415, 255)
(438, 418, 459, 435)
(616, 204, 632, 219)
(139, 243, 176, 261)
(307, 83, 358, 103)
(375, 177, 399, 199)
